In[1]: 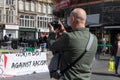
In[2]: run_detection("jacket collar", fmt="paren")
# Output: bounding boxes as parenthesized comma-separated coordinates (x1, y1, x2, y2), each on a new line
(72, 28, 89, 31)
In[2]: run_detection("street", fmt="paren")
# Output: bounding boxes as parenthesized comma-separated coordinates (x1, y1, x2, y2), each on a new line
(92, 57, 120, 80)
(1, 54, 120, 80)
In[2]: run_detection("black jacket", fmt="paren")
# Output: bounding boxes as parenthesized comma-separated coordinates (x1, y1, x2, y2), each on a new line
(112, 41, 118, 56)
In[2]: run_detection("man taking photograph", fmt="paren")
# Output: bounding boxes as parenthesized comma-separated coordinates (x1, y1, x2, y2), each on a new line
(48, 8, 98, 80)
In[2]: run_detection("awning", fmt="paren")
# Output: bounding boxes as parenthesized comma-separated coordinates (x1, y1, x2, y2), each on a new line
(104, 26, 120, 29)
(19, 28, 36, 32)
(88, 24, 102, 27)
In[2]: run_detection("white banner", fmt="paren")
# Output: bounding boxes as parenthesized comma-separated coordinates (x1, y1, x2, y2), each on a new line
(1, 52, 48, 77)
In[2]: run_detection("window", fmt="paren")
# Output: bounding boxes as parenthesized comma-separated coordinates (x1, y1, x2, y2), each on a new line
(25, 2, 29, 11)
(19, 0, 24, 11)
(37, 16, 52, 29)
(43, 4, 46, 13)
(6, 0, 15, 5)
(6, 9, 15, 24)
(30, 16, 35, 27)
(38, 3, 42, 13)
(6, 30, 16, 39)
(25, 15, 29, 27)
(0, 0, 3, 6)
(31, 2, 35, 11)
(6, 10, 9, 23)
(44, 18, 47, 28)
(20, 15, 24, 27)
(0, 9, 2, 22)
(9, 11, 14, 23)
(40, 17, 43, 28)
(39, 0, 42, 1)
(48, 5, 52, 14)
(19, 15, 35, 28)
(37, 17, 43, 28)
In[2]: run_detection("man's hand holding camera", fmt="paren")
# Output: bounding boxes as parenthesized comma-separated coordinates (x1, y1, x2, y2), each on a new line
(49, 20, 66, 34)
(58, 20, 66, 33)
(49, 23, 54, 31)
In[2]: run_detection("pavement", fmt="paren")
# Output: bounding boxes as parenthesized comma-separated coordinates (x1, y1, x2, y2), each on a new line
(91, 54, 120, 80)
(1, 53, 120, 80)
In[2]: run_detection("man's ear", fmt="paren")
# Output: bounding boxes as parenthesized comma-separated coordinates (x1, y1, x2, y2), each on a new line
(71, 16, 75, 23)
(71, 15, 75, 22)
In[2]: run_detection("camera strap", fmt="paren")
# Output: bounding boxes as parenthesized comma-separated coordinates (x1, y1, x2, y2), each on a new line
(60, 33, 94, 75)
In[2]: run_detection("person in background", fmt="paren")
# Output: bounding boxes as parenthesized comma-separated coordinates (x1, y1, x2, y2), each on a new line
(4, 35, 8, 42)
(96, 39, 101, 59)
(38, 35, 42, 43)
(42, 35, 48, 51)
(101, 38, 107, 55)
(43, 35, 47, 43)
(48, 8, 98, 80)
(8, 34, 12, 41)
(112, 33, 120, 75)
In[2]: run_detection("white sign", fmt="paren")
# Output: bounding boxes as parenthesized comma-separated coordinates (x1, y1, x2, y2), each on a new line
(2, 52, 48, 77)
(40, 28, 49, 32)
(86, 14, 100, 25)
(5, 25, 19, 30)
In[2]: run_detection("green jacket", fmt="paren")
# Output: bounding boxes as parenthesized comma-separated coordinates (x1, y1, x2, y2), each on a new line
(48, 28, 98, 80)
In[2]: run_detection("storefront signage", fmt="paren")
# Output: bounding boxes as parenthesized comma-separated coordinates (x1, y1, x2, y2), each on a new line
(5, 25, 19, 30)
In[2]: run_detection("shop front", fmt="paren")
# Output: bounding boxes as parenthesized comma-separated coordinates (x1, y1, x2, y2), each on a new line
(3, 25, 19, 39)
(99, 26, 120, 54)
(104, 26, 120, 43)
(19, 28, 36, 39)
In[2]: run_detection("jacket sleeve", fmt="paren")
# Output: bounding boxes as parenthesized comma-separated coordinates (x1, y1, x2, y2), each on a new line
(50, 33, 69, 52)
(47, 31, 56, 49)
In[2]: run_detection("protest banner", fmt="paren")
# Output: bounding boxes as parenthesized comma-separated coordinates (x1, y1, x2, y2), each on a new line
(1, 52, 48, 77)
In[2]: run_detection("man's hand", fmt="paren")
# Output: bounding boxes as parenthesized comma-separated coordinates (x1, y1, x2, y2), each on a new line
(58, 20, 66, 33)
(49, 23, 54, 31)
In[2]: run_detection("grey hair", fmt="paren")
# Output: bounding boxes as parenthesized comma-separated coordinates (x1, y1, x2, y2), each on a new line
(71, 10, 86, 22)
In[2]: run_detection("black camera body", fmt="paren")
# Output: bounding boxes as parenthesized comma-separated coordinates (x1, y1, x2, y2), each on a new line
(49, 21, 61, 30)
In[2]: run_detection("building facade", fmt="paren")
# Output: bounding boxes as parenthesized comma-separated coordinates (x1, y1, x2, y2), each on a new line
(0, 0, 18, 40)
(0, 0, 53, 40)
(18, 0, 53, 39)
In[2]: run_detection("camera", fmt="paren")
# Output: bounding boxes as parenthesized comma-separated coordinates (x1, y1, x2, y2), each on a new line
(49, 21, 61, 30)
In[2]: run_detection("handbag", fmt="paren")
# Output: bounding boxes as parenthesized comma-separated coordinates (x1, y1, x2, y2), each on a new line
(49, 53, 61, 79)
(108, 58, 114, 72)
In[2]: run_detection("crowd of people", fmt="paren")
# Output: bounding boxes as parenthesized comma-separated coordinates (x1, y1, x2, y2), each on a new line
(2, 33, 49, 51)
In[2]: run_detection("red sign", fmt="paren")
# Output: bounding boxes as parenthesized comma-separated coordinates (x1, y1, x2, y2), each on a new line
(56, 0, 71, 11)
